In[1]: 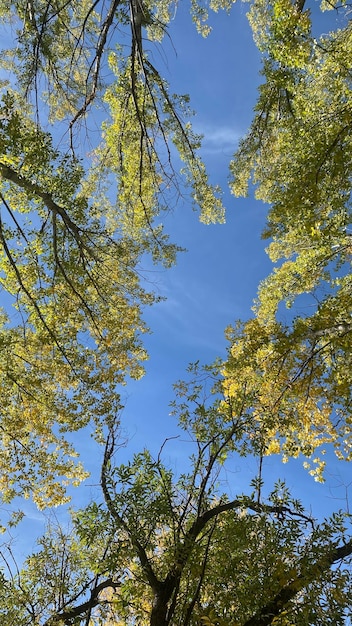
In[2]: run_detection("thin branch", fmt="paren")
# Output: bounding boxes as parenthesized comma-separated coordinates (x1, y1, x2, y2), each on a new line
(51, 211, 103, 339)
(69, 0, 123, 138)
(182, 521, 216, 626)
(100, 424, 162, 594)
(0, 213, 76, 371)
(0, 161, 89, 254)
(185, 498, 314, 553)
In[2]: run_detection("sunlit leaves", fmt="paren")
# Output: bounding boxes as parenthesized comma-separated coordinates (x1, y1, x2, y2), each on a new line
(247, 0, 311, 66)
(101, 51, 224, 244)
(226, 2, 352, 475)
(0, 89, 153, 505)
(222, 313, 352, 477)
(0, 2, 351, 624)
(2, 454, 351, 625)
(190, 0, 236, 36)
(0, 0, 229, 510)
(231, 21, 352, 318)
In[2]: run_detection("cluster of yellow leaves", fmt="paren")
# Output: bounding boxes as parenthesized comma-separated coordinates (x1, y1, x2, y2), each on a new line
(247, 0, 311, 67)
(0, 0, 229, 516)
(221, 316, 352, 479)
(102, 60, 164, 237)
(102, 52, 225, 240)
(226, 6, 352, 476)
(0, 92, 152, 507)
(232, 22, 352, 318)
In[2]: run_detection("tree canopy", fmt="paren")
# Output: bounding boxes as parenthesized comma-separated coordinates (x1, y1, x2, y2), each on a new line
(0, 0, 226, 507)
(0, 0, 352, 625)
(227, 0, 352, 478)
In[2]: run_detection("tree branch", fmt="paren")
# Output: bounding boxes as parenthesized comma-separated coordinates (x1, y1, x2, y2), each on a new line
(100, 425, 162, 595)
(44, 577, 120, 625)
(69, 0, 123, 136)
(242, 539, 352, 626)
(0, 161, 86, 250)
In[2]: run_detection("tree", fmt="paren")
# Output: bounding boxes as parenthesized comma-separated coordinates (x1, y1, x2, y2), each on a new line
(226, 0, 352, 477)
(0, 0, 352, 625)
(0, 0, 226, 508)
(0, 366, 351, 625)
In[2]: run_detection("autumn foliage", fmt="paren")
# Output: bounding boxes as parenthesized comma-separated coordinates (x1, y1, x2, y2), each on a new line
(0, 0, 351, 625)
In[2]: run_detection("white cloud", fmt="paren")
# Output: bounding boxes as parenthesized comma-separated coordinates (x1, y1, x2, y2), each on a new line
(195, 123, 242, 155)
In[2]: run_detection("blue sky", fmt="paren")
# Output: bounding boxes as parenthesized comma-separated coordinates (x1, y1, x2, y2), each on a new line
(2, 1, 352, 565)
(113, 1, 351, 504)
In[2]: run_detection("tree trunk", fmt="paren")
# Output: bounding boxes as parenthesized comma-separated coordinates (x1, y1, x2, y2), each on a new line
(150, 595, 169, 626)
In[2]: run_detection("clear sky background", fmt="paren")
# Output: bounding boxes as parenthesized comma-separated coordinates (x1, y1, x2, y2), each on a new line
(3, 1, 352, 561)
